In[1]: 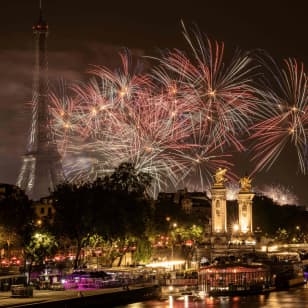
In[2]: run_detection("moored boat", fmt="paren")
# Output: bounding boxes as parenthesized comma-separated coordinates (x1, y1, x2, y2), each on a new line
(267, 251, 305, 289)
(198, 263, 272, 296)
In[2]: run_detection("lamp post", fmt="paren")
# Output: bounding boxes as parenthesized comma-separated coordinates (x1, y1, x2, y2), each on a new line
(171, 223, 177, 262)
(233, 224, 239, 233)
(232, 224, 239, 246)
(167, 220, 178, 271)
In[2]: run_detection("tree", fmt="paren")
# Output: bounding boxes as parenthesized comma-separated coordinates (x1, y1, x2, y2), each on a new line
(52, 162, 153, 268)
(0, 184, 34, 258)
(253, 195, 308, 237)
(90, 162, 152, 266)
(24, 232, 58, 283)
(170, 224, 203, 267)
(51, 182, 96, 269)
(93, 169, 153, 266)
(253, 195, 278, 235)
(108, 162, 152, 196)
(274, 228, 289, 244)
(133, 237, 152, 265)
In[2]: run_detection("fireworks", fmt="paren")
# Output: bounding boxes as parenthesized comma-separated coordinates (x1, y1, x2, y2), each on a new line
(156, 23, 258, 152)
(50, 34, 257, 196)
(250, 56, 308, 174)
(226, 182, 240, 201)
(205, 182, 240, 201)
(50, 26, 307, 197)
(257, 184, 299, 206)
(50, 52, 191, 195)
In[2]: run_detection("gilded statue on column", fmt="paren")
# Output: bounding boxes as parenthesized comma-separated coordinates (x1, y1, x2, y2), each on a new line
(239, 176, 252, 192)
(214, 168, 227, 186)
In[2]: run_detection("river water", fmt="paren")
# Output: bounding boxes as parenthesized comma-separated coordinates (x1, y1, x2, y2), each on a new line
(115, 284, 308, 308)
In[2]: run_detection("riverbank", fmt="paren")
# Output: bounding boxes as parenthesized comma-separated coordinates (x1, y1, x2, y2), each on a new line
(0, 284, 160, 307)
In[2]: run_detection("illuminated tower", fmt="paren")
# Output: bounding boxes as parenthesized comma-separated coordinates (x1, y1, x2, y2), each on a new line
(16, 5, 63, 200)
(211, 168, 228, 235)
(237, 177, 254, 234)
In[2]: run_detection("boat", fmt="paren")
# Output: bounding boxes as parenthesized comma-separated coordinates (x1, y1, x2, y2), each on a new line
(266, 251, 305, 289)
(198, 263, 272, 296)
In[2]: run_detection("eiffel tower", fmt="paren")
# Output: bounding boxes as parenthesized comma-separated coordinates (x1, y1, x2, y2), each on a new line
(17, 4, 63, 200)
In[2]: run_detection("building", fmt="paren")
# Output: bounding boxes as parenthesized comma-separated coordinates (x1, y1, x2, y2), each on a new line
(157, 189, 211, 224)
(32, 196, 55, 225)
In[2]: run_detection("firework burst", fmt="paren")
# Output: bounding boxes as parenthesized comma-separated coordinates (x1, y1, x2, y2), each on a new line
(156, 23, 259, 152)
(250, 56, 308, 174)
(50, 30, 266, 197)
(257, 183, 299, 206)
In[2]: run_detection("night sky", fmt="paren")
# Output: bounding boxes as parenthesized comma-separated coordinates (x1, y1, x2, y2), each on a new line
(0, 1, 307, 204)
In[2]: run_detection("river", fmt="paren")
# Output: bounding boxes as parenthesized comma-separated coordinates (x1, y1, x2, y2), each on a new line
(115, 284, 308, 307)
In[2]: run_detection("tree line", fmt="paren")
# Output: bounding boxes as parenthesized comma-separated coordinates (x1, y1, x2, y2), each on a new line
(0, 162, 307, 280)
(0, 162, 202, 278)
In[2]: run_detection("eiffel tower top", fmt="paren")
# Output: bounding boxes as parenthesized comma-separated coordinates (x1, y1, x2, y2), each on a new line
(32, 0, 48, 32)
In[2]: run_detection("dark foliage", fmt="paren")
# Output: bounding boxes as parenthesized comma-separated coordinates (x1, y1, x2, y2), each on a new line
(0, 184, 35, 246)
(51, 162, 152, 267)
(253, 195, 308, 235)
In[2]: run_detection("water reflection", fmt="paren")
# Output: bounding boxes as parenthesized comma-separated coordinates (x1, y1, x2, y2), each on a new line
(119, 285, 308, 308)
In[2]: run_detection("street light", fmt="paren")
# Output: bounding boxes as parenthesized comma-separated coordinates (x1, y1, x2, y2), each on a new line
(171, 222, 177, 261)
(168, 221, 178, 271)
(233, 224, 239, 232)
(231, 224, 240, 246)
